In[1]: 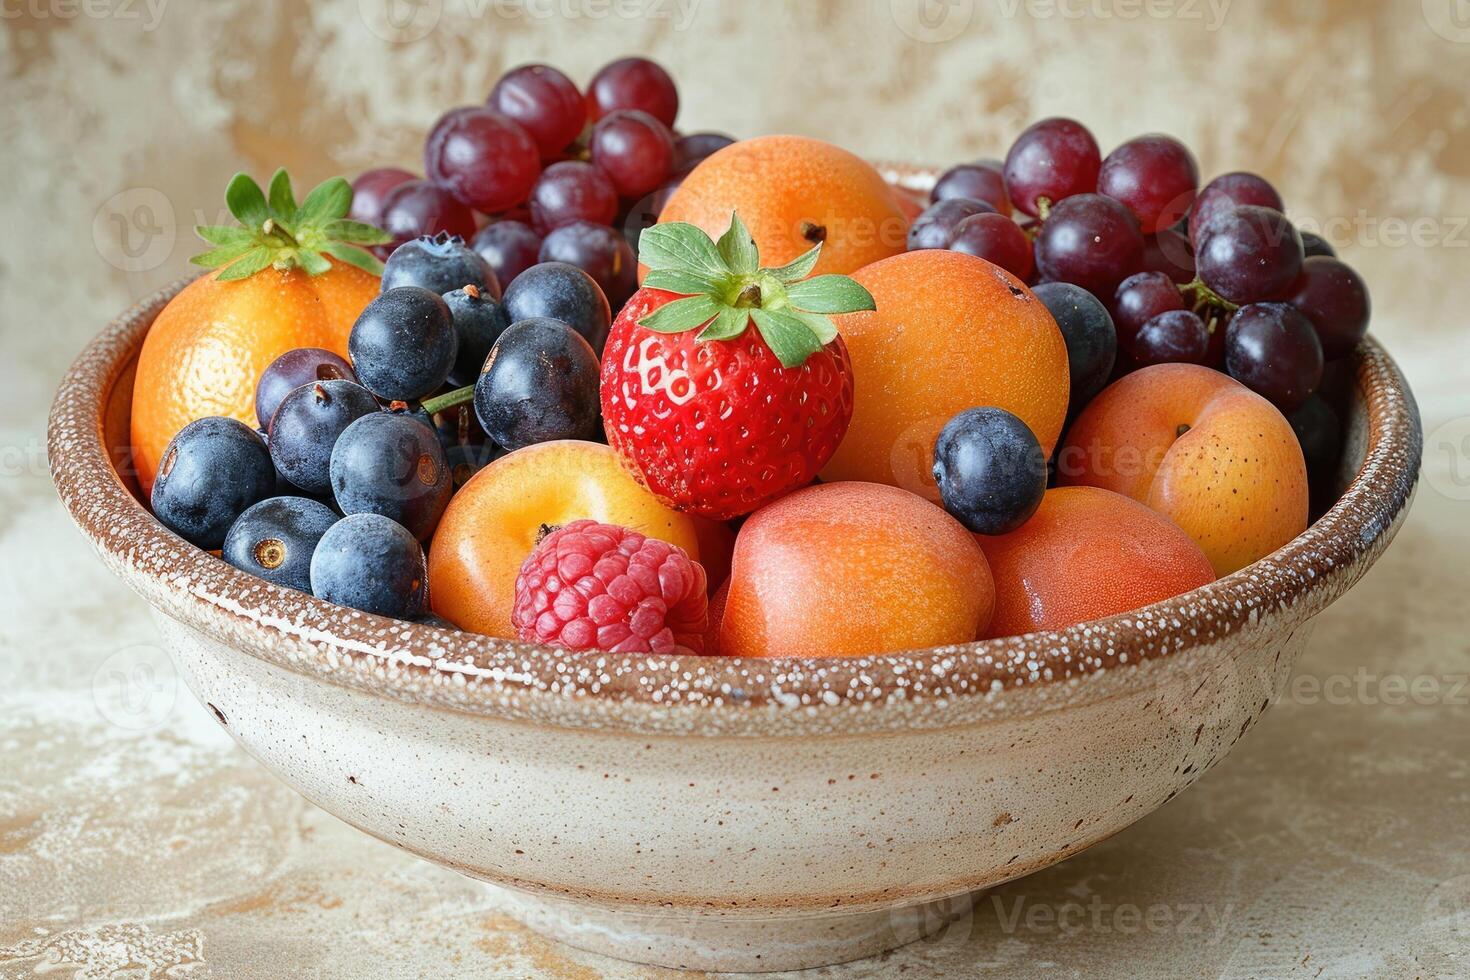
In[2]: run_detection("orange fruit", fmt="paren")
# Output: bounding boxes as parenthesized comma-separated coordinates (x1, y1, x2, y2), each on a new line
(821, 249, 1071, 500)
(654, 135, 907, 278)
(131, 260, 378, 494)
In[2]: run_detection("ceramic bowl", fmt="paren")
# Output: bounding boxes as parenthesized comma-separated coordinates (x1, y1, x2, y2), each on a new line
(49, 203, 1420, 973)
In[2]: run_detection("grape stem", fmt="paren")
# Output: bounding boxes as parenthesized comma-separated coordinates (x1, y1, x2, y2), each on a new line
(1178, 276, 1239, 315)
(421, 384, 475, 416)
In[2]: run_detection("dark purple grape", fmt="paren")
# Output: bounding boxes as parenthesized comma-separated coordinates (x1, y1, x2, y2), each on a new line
(425, 107, 541, 214)
(348, 288, 458, 402)
(1141, 227, 1195, 283)
(256, 348, 356, 429)
(443, 284, 511, 387)
(151, 418, 275, 549)
(1300, 230, 1337, 258)
(382, 232, 499, 297)
(330, 409, 452, 541)
(538, 220, 637, 312)
(1132, 309, 1210, 366)
(1187, 172, 1283, 242)
(931, 162, 1011, 215)
(268, 380, 381, 496)
(1112, 271, 1184, 351)
(501, 261, 612, 353)
(586, 57, 678, 128)
(1285, 256, 1370, 360)
(349, 168, 415, 228)
(1033, 193, 1144, 297)
(1288, 394, 1342, 475)
(310, 513, 427, 619)
(1002, 117, 1101, 217)
(1032, 281, 1117, 407)
(379, 180, 477, 252)
(674, 132, 735, 176)
(946, 212, 1033, 280)
(1097, 134, 1199, 233)
(223, 496, 338, 593)
(528, 161, 618, 234)
(1195, 206, 1304, 305)
(475, 317, 601, 450)
(589, 109, 675, 199)
(472, 220, 542, 289)
(932, 407, 1047, 535)
(907, 197, 997, 250)
(1224, 303, 1324, 412)
(488, 64, 584, 161)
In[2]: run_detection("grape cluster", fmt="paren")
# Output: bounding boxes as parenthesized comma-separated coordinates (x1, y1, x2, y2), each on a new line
(914, 118, 1371, 472)
(350, 58, 731, 314)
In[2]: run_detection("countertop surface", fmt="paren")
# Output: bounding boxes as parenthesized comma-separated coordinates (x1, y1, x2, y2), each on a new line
(3, 2, 1469, 977)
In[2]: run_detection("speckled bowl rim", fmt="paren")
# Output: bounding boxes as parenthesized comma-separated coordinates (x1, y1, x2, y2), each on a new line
(49, 192, 1421, 738)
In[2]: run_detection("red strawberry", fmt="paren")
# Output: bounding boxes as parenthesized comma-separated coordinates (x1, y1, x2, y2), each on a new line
(600, 214, 873, 520)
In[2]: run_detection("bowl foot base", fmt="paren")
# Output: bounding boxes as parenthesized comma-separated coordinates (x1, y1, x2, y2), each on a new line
(490, 886, 976, 973)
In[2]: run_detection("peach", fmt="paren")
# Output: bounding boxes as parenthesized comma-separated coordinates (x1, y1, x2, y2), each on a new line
(719, 482, 995, 658)
(820, 249, 1070, 500)
(429, 441, 700, 638)
(1058, 363, 1307, 575)
(979, 486, 1216, 638)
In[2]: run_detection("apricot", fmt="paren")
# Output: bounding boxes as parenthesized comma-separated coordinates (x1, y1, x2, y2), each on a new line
(1058, 363, 1308, 575)
(655, 135, 907, 277)
(719, 482, 994, 658)
(979, 486, 1216, 638)
(821, 250, 1071, 499)
(428, 441, 700, 638)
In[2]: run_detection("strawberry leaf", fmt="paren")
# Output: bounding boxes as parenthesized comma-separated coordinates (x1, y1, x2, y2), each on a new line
(638, 294, 723, 334)
(750, 309, 823, 368)
(764, 243, 822, 283)
(194, 225, 254, 247)
(268, 169, 298, 225)
(297, 176, 353, 227)
(716, 212, 758, 276)
(786, 309, 839, 346)
(213, 245, 273, 281)
(189, 241, 253, 269)
(638, 222, 729, 279)
(225, 173, 270, 229)
(324, 219, 393, 246)
(321, 241, 385, 276)
(695, 306, 750, 342)
(785, 275, 877, 314)
(643, 268, 725, 296)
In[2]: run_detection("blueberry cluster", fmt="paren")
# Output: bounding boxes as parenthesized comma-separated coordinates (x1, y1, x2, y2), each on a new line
(150, 232, 609, 619)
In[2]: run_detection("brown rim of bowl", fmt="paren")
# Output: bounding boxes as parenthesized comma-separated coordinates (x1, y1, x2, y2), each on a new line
(49, 246, 1421, 737)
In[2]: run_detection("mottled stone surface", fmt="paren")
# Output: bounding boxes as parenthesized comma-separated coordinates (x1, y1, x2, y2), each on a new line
(2, 1, 1468, 976)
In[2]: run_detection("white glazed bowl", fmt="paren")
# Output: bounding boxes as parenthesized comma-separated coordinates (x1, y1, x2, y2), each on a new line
(50, 251, 1420, 972)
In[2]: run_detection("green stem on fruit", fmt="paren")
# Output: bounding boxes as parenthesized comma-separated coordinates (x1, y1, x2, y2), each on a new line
(1178, 276, 1239, 315)
(1036, 196, 1053, 222)
(422, 384, 475, 416)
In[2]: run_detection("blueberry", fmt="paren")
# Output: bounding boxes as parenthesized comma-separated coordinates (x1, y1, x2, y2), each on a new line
(255, 348, 356, 429)
(1032, 281, 1118, 408)
(223, 496, 339, 592)
(309, 513, 428, 619)
(474, 317, 601, 450)
(330, 409, 452, 540)
(415, 613, 460, 630)
(151, 417, 275, 549)
(381, 232, 501, 298)
(501, 261, 612, 354)
(443, 284, 511, 387)
(348, 287, 458, 402)
(268, 379, 380, 496)
(472, 220, 542, 289)
(932, 407, 1047, 536)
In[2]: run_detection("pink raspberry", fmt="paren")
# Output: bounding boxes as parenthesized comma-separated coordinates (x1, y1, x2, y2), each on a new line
(512, 520, 708, 654)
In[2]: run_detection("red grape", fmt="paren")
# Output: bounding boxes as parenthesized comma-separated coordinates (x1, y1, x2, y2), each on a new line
(1002, 117, 1101, 217)
(539, 220, 637, 311)
(1112, 271, 1185, 351)
(1097, 134, 1199, 233)
(1141, 227, 1195, 283)
(1033, 193, 1144, 297)
(379, 179, 477, 249)
(932, 162, 1011, 215)
(907, 197, 997, 250)
(673, 132, 735, 176)
(425, 107, 541, 214)
(471, 220, 542, 289)
(1285, 256, 1370, 360)
(1300, 230, 1337, 258)
(1132, 309, 1210, 366)
(349, 168, 416, 228)
(587, 57, 679, 128)
(1188, 172, 1283, 242)
(1224, 302, 1323, 412)
(946, 212, 1033, 280)
(528, 160, 618, 234)
(1195, 205, 1303, 305)
(488, 64, 585, 161)
(589, 109, 675, 199)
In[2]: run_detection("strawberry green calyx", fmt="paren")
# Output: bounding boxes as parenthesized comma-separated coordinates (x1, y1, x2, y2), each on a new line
(637, 213, 876, 368)
(192, 169, 392, 282)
